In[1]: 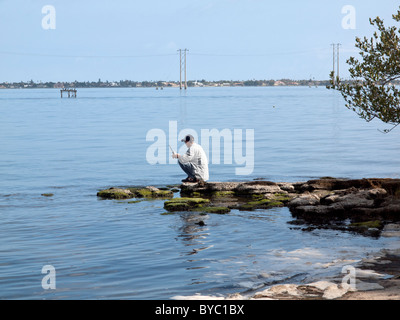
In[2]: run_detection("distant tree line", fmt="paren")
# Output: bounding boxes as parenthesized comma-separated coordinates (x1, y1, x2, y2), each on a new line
(2, 78, 396, 89)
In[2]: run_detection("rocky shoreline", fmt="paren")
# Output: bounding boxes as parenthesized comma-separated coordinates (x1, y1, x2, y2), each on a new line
(172, 248, 400, 300)
(97, 177, 400, 299)
(248, 248, 400, 300)
(98, 177, 400, 237)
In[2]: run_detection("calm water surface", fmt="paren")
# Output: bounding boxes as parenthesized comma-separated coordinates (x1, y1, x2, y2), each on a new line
(1, 87, 400, 299)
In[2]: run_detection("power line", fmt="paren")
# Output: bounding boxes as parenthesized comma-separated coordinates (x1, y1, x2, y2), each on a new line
(0, 51, 177, 58)
(189, 48, 330, 57)
(0, 47, 333, 59)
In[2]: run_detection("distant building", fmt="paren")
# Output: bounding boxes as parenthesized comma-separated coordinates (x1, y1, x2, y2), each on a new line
(54, 82, 64, 88)
(193, 81, 204, 87)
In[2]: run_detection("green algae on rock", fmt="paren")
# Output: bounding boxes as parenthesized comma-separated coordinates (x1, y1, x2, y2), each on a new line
(349, 220, 383, 230)
(237, 199, 284, 211)
(211, 191, 236, 198)
(97, 186, 173, 200)
(200, 206, 231, 214)
(163, 197, 210, 212)
(41, 193, 54, 197)
(126, 186, 173, 199)
(97, 178, 400, 237)
(97, 188, 133, 200)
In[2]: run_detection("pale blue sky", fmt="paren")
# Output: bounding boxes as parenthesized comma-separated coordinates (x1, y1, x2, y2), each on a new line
(0, 0, 398, 82)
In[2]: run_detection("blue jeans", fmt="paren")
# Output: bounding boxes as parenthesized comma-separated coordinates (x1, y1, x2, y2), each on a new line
(178, 161, 196, 179)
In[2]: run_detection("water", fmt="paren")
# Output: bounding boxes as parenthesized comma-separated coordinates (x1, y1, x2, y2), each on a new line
(1, 87, 400, 299)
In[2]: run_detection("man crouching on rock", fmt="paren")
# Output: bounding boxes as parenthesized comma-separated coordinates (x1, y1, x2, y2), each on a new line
(172, 134, 209, 183)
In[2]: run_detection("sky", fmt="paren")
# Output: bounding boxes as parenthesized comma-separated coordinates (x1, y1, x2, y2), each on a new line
(0, 0, 399, 82)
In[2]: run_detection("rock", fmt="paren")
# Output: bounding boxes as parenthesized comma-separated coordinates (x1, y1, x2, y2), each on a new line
(163, 197, 210, 212)
(349, 220, 383, 232)
(180, 181, 240, 196)
(322, 284, 349, 300)
(236, 199, 284, 211)
(289, 194, 320, 207)
(367, 188, 388, 199)
(208, 182, 241, 191)
(225, 293, 245, 300)
(355, 269, 388, 280)
(355, 281, 384, 291)
(253, 281, 351, 300)
(234, 181, 283, 196)
(254, 284, 301, 299)
(41, 193, 54, 197)
(333, 192, 375, 210)
(97, 188, 133, 200)
(211, 191, 236, 198)
(97, 186, 173, 200)
(381, 223, 400, 237)
(290, 205, 332, 216)
(98, 179, 400, 235)
(306, 281, 337, 291)
(277, 182, 295, 192)
(266, 193, 292, 203)
(181, 180, 283, 197)
(288, 184, 396, 227)
(127, 186, 174, 199)
(320, 194, 340, 205)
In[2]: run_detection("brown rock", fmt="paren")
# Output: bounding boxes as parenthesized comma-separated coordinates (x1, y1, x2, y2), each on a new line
(235, 181, 282, 196)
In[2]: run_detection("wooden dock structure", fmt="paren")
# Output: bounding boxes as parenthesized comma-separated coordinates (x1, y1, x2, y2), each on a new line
(60, 88, 77, 98)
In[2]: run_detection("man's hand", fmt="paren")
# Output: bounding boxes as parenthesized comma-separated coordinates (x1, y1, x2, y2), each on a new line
(172, 153, 179, 159)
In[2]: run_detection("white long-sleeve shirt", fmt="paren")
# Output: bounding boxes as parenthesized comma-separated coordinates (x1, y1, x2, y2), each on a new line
(178, 142, 209, 181)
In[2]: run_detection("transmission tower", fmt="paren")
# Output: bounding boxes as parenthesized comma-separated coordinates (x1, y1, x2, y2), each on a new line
(337, 43, 341, 83)
(331, 43, 341, 85)
(331, 44, 336, 85)
(178, 49, 189, 90)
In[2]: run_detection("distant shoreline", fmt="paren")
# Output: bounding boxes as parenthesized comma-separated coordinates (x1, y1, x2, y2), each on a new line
(0, 79, 334, 90)
(2, 79, 399, 90)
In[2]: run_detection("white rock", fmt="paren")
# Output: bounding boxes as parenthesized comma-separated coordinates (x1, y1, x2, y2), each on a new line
(356, 269, 387, 279)
(277, 183, 295, 192)
(255, 284, 301, 297)
(322, 284, 349, 300)
(307, 281, 337, 291)
(226, 293, 245, 300)
(289, 195, 320, 207)
(382, 223, 400, 237)
(367, 188, 387, 199)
